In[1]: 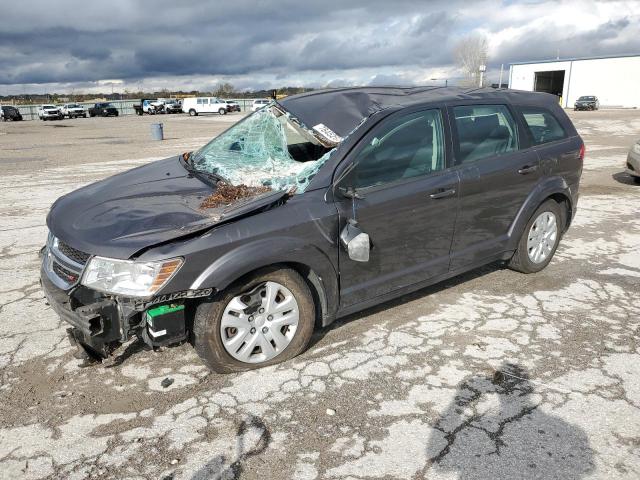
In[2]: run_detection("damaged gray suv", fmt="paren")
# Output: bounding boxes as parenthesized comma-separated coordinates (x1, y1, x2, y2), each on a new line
(41, 87, 584, 372)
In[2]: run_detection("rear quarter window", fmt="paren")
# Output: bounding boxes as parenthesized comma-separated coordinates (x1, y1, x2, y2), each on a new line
(520, 107, 567, 145)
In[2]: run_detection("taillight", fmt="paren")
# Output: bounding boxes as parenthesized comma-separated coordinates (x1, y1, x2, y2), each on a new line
(579, 143, 585, 162)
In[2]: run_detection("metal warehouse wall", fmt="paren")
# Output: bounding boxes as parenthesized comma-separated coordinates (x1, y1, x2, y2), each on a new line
(508, 55, 640, 109)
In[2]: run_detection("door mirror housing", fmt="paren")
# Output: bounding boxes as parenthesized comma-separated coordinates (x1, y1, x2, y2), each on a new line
(336, 185, 364, 200)
(340, 219, 370, 262)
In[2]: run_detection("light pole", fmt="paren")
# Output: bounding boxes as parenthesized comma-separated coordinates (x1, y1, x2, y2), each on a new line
(430, 78, 449, 87)
(478, 64, 486, 88)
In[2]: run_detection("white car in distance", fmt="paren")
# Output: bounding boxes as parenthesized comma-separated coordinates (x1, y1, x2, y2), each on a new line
(38, 105, 63, 121)
(61, 103, 87, 118)
(251, 99, 270, 111)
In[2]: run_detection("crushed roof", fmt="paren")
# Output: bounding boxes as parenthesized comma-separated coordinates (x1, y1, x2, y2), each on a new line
(279, 86, 552, 138)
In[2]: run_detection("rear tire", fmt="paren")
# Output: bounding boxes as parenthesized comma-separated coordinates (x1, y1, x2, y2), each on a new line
(192, 267, 315, 373)
(508, 199, 562, 273)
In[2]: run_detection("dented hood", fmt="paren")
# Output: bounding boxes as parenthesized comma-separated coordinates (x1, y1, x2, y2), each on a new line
(47, 156, 284, 259)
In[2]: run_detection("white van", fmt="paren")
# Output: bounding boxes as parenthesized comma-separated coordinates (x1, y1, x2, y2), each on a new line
(182, 97, 229, 116)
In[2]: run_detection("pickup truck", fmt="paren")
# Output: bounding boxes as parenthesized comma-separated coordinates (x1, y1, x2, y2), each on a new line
(163, 100, 182, 114)
(88, 103, 119, 117)
(133, 99, 165, 115)
(61, 103, 87, 118)
(38, 105, 64, 120)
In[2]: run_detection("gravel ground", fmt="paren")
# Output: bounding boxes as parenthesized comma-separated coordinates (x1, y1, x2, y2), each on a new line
(0, 109, 639, 480)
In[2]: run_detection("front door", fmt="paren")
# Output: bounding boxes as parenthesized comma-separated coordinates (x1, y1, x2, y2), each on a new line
(448, 104, 541, 269)
(335, 108, 459, 308)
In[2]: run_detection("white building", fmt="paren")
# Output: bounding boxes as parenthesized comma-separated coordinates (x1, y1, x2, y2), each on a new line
(508, 54, 640, 109)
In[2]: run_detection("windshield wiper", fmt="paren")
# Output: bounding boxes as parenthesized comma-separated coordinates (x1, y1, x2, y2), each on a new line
(181, 153, 227, 186)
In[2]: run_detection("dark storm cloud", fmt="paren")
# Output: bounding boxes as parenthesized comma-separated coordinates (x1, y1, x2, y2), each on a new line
(1, 0, 638, 89)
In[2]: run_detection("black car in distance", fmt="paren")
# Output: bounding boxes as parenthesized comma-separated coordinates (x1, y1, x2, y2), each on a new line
(574, 96, 599, 111)
(41, 87, 584, 373)
(1, 105, 22, 121)
(88, 102, 119, 117)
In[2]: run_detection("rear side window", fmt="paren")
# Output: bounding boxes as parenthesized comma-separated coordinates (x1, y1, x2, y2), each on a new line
(197, 98, 208, 105)
(453, 105, 518, 164)
(350, 109, 445, 189)
(520, 107, 567, 145)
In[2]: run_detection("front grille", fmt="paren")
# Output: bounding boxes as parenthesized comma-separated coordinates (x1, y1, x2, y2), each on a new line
(52, 261, 79, 284)
(57, 241, 90, 265)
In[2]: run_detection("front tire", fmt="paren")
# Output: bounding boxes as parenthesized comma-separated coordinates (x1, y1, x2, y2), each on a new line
(189, 109, 197, 116)
(508, 200, 562, 273)
(192, 267, 315, 373)
(219, 108, 227, 115)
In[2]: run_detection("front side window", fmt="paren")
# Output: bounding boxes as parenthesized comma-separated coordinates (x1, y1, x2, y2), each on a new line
(520, 107, 567, 145)
(453, 105, 518, 164)
(349, 109, 445, 189)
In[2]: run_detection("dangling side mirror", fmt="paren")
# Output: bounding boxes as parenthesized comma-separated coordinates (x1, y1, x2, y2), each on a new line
(337, 185, 364, 200)
(340, 219, 370, 262)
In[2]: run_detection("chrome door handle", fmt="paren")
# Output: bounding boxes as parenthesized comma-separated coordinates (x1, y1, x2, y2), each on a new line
(518, 165, 538, 175)
(429, 188, 456, 199)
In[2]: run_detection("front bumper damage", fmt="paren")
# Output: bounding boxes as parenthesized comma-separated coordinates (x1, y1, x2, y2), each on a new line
(40, 240, 190, 362)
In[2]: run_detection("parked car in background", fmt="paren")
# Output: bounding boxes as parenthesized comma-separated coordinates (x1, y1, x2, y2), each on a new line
(182, 97, 229, 116)
(251, 99, 270, 111)
(163, 100, 183, 114)
(133, 99, 161, 115)
(88, 103, 119, 117)
(41, 87, 584, 373)
(61, 103, 87, 119)
(38, 105, 64, 120)
(574, 96, 599, 111)
(223, 100, 241, 112)
(626, 139, 640, 184)
(1, 105, 23, 121)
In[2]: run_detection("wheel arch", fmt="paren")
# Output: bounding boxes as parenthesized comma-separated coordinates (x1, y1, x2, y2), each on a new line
(189, 239, 340, 327)
(507, 177, 575, 251)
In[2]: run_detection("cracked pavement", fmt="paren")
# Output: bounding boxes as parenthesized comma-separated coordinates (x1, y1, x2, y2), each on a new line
(0, 111, 639, 479)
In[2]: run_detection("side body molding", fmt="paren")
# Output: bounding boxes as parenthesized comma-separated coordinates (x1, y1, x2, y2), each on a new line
(506, 175, 575, 252)
(190, 237, 340, 324)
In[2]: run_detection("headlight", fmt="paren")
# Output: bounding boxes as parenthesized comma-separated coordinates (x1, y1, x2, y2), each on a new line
(81, 256, 183, 297)
(632, 143, 640, 155)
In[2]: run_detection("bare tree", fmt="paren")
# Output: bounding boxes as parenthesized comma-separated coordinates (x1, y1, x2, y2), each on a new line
(213, 82, 236, 97)
(453, 35, 489, 87)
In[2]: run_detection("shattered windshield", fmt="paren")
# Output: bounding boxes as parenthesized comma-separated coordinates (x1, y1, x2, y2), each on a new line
(190, 104, 334, 194)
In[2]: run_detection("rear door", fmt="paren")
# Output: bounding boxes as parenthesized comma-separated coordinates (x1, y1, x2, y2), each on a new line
(448, 103, 540, 270)
(335, 107, 460, 307)
(518, 106, 581, 188)
(197, 98, 208, 113)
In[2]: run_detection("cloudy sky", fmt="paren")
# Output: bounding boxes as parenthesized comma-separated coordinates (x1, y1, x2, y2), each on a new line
(1, 0, 639, 94)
